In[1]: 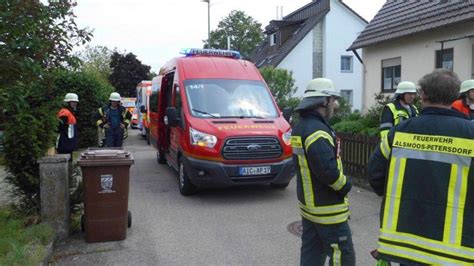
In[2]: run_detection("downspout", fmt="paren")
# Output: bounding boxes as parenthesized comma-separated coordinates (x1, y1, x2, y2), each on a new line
(350, 49, 364, 112)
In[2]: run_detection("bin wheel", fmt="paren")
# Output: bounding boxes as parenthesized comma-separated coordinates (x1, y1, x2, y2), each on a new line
(128, 211, 132, 228)
(81, 214, 85, 232)
(178, 158, 198, 196)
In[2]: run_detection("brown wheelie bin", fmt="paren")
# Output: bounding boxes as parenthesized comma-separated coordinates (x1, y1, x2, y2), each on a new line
(77, 148, 134, 243)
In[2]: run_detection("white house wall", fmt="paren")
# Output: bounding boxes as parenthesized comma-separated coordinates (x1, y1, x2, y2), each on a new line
(323, 0, 366, 111)
(277, 31, 313, 97)
(362, 21, 474, 112)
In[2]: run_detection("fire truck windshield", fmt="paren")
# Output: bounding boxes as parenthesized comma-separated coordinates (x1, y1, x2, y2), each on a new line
(184, 79, 278, 119)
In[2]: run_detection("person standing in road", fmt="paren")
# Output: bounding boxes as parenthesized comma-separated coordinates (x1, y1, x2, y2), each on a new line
(96, 92, 131, 147)
(291, 78, 355, 266)
(367, 70, 474, 265)
(379, 81, 418, 138)
(57, 93, 79, 159)
(452, 79, 474, 120)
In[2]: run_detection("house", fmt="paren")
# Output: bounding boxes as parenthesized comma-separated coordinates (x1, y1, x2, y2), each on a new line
(348, 1, 474, 112)
(251, 0, 367, 111)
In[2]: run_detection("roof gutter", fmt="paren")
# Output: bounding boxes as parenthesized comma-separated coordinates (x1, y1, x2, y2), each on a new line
(350, 49, 363, 64)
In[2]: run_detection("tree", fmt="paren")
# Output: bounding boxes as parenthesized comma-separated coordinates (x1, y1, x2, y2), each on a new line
(259, 66, 298, 109)
(204, 10, 264, 59)
(108, 52, 151, 97)
(0, 0, 91, 214)
(77, 45, 116, 82)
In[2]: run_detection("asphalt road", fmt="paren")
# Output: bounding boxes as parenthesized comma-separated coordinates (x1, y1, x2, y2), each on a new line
(52, 129, 382, 265)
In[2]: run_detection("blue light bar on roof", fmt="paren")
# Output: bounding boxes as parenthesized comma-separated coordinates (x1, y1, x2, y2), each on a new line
(180, 48, 241, 59)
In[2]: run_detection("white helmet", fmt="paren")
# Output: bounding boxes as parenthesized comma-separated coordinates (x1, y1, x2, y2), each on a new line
(304, 78, 341, 98)
(64, 93, 79, 102)
(460, 79, 474, 94)
(109, 92, 121, 101)
(395, 81, 417, 94)
(296, 78, 339, 111)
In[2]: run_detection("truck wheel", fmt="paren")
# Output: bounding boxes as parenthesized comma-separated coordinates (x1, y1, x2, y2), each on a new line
(270, 182, 290, 189)
(127, 211, 132, 228)
(157, 151, 167, 164)
(179, 159, 197, 196)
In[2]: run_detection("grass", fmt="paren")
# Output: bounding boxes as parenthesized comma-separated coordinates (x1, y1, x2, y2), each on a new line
(0, 208, 55, 265)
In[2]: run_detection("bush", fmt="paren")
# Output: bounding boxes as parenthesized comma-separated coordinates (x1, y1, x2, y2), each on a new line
(53, 70, 114, 148)
(0, 208, 54, 265)
(333, 120, 365, 134)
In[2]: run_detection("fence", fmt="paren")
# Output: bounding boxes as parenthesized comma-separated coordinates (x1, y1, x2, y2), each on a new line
(337, 133, 380, 179)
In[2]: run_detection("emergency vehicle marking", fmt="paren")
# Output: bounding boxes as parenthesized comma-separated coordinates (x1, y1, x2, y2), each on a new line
(393, 132, 474, 156)
(186, 84, 204, 90)
(217, 125, 277, 131)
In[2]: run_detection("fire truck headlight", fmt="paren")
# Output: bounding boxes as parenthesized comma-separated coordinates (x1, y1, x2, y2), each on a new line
(190, 127, 217, 148)
(282, 129, 292, 146)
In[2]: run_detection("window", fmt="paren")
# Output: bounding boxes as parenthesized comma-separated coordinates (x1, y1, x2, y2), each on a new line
(174, 84, 182, 117)
(270, 33, 277, 46)
(381, 57, 401, 92)
(436, 48, 453, 70)
(340, 90, 353, 106)
(149, 92, 158, 112)
(184, 79, 278, 119)
(340, 56, 353, 72)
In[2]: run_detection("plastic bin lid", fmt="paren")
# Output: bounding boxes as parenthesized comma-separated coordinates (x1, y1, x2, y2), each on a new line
(80, 148, 131, 160)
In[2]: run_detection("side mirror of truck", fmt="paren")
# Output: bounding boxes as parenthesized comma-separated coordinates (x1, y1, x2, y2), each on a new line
(165, 107, 180, 127)
(282, 107, 293, 122)
(140, 105, 147, 113)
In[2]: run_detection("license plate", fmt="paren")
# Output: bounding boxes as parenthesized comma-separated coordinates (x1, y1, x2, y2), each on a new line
(239, 166, 271, 176)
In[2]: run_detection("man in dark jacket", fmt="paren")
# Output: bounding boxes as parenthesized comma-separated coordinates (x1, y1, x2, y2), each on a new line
(96, 92, 131, 147)
(291, 78, 355, 266)
(379, 81, 418, 138)
(368, 69, 474, 265)
(57, 93, 79, 158)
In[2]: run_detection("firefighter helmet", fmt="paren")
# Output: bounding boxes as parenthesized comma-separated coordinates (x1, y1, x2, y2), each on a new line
(109, 92, 121, 101)
(460, 79, 474, 94)
(296, 78, 339, 111)
(395, 81, 417, 94)
(64, 93, 79, 102)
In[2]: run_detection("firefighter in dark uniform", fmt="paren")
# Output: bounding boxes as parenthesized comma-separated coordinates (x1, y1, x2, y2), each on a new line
(452, 79, 474, 120)
(379, 81, 418, 138)
(291, 78, 355, 266)
(56, 93, 79, 159)
(368, 69, 474, 265)
(95, 92, 131, 147)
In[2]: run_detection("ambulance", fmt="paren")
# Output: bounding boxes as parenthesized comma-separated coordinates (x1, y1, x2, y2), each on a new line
(150, 48, 294, 195)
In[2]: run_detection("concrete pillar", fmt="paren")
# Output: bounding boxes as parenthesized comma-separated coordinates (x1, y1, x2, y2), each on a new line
(38, 154, 70, 240)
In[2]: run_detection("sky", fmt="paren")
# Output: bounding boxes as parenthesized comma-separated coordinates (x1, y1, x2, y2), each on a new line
(73, 0, 386, 72)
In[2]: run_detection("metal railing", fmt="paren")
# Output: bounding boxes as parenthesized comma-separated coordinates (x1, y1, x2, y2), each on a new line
(337, 133, 380, 179)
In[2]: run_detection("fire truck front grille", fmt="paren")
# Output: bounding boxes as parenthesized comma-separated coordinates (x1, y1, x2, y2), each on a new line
(222, 137, 282, 160)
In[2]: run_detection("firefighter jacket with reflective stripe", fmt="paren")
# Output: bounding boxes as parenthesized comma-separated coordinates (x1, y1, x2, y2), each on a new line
(368, 107, 474, 265)
(379, 101, 418, 138)
(452, 98, 474, 120)
(96, 105, 131, 139)
(56, 107, 78, 153)
(291, 111, 352, 225)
